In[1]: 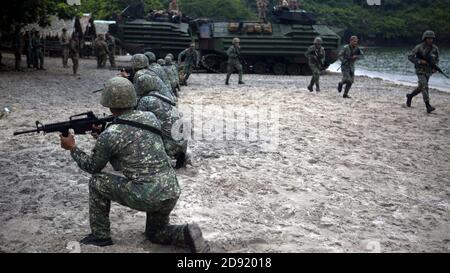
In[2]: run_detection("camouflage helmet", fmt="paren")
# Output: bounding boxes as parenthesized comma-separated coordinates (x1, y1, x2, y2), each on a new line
(165, 55, 172, 64)
(131, 53, 149, 70)
(135, 74, 159, 96)
(144, 51, 156, 63)
(157, 58, 165, 65)
(101, 77, 137, 109)
(232, 37, 240, 44)
(314, 37, 323, 44)
(167, 53, 174, 59)
(422, 30, 436, 40)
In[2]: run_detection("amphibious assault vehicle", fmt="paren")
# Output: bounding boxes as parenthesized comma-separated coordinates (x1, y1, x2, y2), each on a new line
(111, 5, 340, 75)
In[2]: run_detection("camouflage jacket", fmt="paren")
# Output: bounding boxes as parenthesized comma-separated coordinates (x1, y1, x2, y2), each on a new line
(94, 39, 109, 55)
(305, 45, 326, 68)
(136, 92, 184, 145)
(163, 65, 177, 88)
(60, 33, 70, 47)
(178, 48, 199, 65)
(339, 44, 364, 70)
(408, 42, 440, 75)
(227, 46, 241, 60)
(149, 63, 172, 88)
(71, 110, 180, 201)
(133, 69, 177, 102)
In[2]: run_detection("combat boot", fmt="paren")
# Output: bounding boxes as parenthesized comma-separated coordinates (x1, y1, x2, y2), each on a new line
(425, 102, 435, 113)
(316, 83, 320, 92)
(307, 84, 313, 92)
(343, 84, 352, 99)
(238, 81, 245, 85)
(406, 88, 420, 107)
(337, 82, 343, 93)
(184, 223, 210, 253)
(80, 234, 113, 247)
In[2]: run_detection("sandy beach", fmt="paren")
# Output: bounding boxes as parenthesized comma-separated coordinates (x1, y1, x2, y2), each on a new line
(0, 54, 449, 253)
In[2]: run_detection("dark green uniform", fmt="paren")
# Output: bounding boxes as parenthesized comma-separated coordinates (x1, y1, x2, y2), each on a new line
(226, 45, 243, 83)
(70, 110, 186, 246)
(178, 48, 199, 83)
(407, 42, 439, 105)
(305, 45, 325, 91)
(32, 34, 44, 69)
(338, 44, 364, 96)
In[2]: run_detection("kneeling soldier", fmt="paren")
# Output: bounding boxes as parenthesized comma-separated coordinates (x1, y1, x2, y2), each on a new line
(59, 77, 209, 252)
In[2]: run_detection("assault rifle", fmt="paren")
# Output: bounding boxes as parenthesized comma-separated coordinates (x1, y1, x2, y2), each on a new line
(314, 50, 325, 71)
(416, 52, 449, 79)
(13, 112, 114, 137)
(337, 47, 362, 71)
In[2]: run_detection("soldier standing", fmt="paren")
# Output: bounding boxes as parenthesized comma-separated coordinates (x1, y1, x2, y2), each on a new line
(135, 74, 188, 168)
(337, 36, 364, 98)
(105, 32, 116, 68)
(406, 31, 439, 114)
(256, 0, 269, 22)
(226, 38, 244, 85)
(178, 43, 199, 86)
(12, 26, 23, 71)
(32, 30, 45, 70)
(305, 37, 325, 92)
(94, 34, 109, 68)
(24, 31, 33, 68)
(60, 28, 70, 68)
(59, 77, 208, 252)
(69, 32, 80, 75)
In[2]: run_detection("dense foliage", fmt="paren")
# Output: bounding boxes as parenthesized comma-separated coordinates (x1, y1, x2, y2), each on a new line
(2, 0, 449, 43)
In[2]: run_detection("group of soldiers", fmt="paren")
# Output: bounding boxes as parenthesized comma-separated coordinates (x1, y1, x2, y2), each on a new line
(10, 28, 46, 71)
(305, 31, 440, 113)
(58, 45, 211, 252)
(59, 29, 117, 75)
(51, 29, 441, 252)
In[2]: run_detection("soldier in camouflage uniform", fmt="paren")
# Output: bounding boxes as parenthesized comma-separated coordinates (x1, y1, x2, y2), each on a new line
(226, 38, 244, 85)
(32, 30, 45, 70)
(59, 77, 209, 252)
(164, 55, 181, 96)
(135, 74, 188, 168)
(105, 33, 116, 68)
(305, 37, 325, 92)
(337, 36, 364, 98)
(60, 28, 70, 68)
(178, 43, 199, 86)
(406, 30, 439, 114)
(257, 0, 269, 22)
(69, 32, 80, 75)
(131, 54, 177, 102)
(94, 34, 109, 69)
(145, 51, 172, 89)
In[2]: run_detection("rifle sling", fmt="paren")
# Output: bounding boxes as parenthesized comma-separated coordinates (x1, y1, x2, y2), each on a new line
(147, 93, 176, 106)
(112, 118, 163, 137)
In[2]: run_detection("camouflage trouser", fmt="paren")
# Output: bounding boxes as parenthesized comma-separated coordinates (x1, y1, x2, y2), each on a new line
(97, 53, 107, 68)
(71, 55, 79, 74)
(89, 172, 186, 246)
(33, 49, 44, 68)
(340, 66, 355, 86)
(411, 73, 431, 103)
(226, 59, 243, 82)
(183, 63, 194, 80)
(308, 63, 321, 87)
(108, 52, 116, 68)
(62, 47, 69, 67)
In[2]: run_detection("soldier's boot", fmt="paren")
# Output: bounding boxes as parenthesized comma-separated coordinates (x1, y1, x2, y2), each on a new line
(238, 81, 245, 85)
(343, 84, 352, 99)
(184, 223, 210, 253)
(307, 79, 313, 92)
(425, 102, 435, 114)
(406, 88, 420, 107)
(175, 152, 189, 169)
(337, 82, 343, 93)
(225, 75, 230, 85)
(316, 83, 320, 92)
(80, 234, 113, 247)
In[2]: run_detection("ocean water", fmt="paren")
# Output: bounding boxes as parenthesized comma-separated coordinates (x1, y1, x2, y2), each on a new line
(328, 47, 450, 92)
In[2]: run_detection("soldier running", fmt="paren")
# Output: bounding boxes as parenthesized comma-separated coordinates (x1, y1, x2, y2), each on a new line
(305, 37, 325, 92)
(225, 38, 244, 85)
(337, 36, 364, 98)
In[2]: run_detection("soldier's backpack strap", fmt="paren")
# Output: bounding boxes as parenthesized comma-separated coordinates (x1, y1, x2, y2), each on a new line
(112, 118, 163, 137)
(147, 92, 176, 106)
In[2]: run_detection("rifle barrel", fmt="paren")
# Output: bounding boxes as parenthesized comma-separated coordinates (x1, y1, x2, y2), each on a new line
(13, 128, 39, 136)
